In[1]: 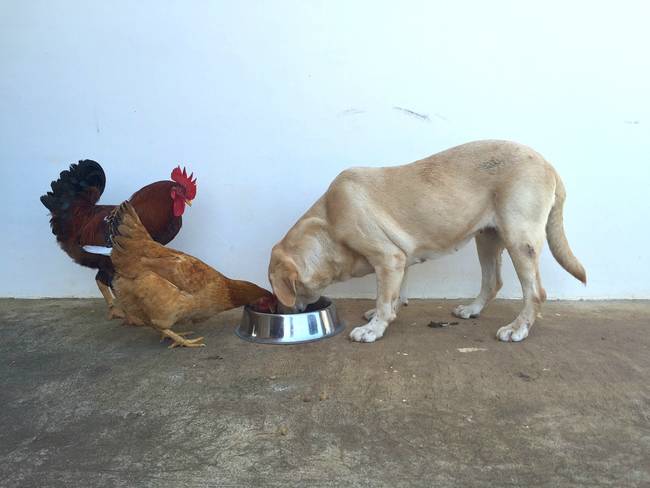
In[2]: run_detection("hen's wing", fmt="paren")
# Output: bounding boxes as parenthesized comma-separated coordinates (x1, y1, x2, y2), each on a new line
(137, 251, 221, 295)
(109, 202, 223, 294)
(115, 271, 194, 328)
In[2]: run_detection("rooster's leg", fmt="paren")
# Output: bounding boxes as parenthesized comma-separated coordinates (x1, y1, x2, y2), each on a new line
(160, 329, 205, 349)
(96, 279, 114, 305)
(96, 279, 125, 319)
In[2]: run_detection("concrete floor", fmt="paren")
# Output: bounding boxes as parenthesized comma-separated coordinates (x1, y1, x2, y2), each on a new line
(1, 298, 649, 488)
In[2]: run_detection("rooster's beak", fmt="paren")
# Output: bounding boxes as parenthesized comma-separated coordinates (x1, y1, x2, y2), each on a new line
(185, 200, 193, 207)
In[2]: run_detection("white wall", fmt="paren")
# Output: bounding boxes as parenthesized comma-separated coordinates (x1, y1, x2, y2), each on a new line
(1, 1, 649, 299)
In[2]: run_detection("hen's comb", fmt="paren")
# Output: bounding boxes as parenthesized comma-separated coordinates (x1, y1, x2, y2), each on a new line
(171, 166, 197, 199)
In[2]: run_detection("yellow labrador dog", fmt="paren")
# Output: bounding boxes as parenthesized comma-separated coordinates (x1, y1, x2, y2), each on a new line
(269, 140, 586, 343)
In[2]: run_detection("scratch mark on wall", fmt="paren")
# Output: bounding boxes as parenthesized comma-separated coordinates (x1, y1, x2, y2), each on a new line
(624, 120, 640, 125)
(393, 106, 430, 122)
(338, 108, 365, 117)
(93, 107, 100, 134)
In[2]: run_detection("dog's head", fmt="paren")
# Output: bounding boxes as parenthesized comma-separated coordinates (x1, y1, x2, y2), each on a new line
(268, 220, 333, 312)
(268, 247, 325, 312)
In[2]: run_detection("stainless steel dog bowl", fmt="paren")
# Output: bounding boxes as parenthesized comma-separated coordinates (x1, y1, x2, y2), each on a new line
(235, 297, 345, 344)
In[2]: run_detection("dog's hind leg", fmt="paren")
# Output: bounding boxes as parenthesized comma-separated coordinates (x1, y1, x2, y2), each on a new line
(453, 229, 504, 319)
(493, 165, 555, 341)
(351, 253, 406, 343)
(363, 267, 410, 320)
(497, 230, 546, 342)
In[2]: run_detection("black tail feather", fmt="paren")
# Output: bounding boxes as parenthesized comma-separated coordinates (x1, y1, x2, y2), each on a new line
(40, 160, 106, 239)
(40, 160, 115, 284)
(40, 159, 106, 212)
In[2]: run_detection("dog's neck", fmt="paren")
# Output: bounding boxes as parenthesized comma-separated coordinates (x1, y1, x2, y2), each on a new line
(319, 233, 372, 283)
(294, 201, 374, 286)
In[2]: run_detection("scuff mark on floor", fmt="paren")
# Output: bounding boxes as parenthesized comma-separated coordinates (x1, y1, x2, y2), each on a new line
(457, 347, 487, 353)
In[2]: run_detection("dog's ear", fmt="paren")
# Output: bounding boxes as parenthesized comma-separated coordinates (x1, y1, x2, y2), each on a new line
(270, 258, 298, 308)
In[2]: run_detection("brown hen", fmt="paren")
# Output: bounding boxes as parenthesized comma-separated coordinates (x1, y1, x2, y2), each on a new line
(106, 202, 273, 348)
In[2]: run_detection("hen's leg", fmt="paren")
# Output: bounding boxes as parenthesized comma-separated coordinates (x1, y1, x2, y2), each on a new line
(160, 330, 194, 341)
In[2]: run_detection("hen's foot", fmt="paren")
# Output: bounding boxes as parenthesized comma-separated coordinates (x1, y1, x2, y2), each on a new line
(160, 330, 205, 349)
(108, 306, 127, 320)
(121, 314, 144, 327)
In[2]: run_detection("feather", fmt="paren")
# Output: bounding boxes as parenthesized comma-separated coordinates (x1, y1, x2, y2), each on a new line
(82, 245, 113, 255)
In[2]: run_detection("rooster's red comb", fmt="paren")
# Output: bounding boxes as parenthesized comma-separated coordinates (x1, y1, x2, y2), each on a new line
(171, 166, 197, 199)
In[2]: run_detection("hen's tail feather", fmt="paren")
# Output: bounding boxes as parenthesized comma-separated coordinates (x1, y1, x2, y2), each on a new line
(108, 202, 153, 250)
(40, 160, 106, 238)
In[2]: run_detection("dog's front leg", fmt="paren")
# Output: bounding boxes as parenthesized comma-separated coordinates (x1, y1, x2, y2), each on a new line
(363, 267, 410, 320)
(350, 258, 405, 343)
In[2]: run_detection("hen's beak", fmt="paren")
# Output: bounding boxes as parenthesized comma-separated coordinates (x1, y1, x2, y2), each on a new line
(185, 199, 193, 207)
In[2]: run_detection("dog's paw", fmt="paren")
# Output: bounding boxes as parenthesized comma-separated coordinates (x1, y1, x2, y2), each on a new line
(350, 325, 378, 342)
(496, 322, 529, 342)
(350, 323, 385, 343)
(453, 303, 481, 319)
(363, 308, 376, 320)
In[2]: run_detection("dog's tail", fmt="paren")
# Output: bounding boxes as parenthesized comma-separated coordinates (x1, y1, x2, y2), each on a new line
(546, 175, 587, 284)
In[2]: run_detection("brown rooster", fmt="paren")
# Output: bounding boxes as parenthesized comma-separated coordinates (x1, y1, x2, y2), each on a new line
(92, 201, 274, 348)
(40, 160, 197, 318)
